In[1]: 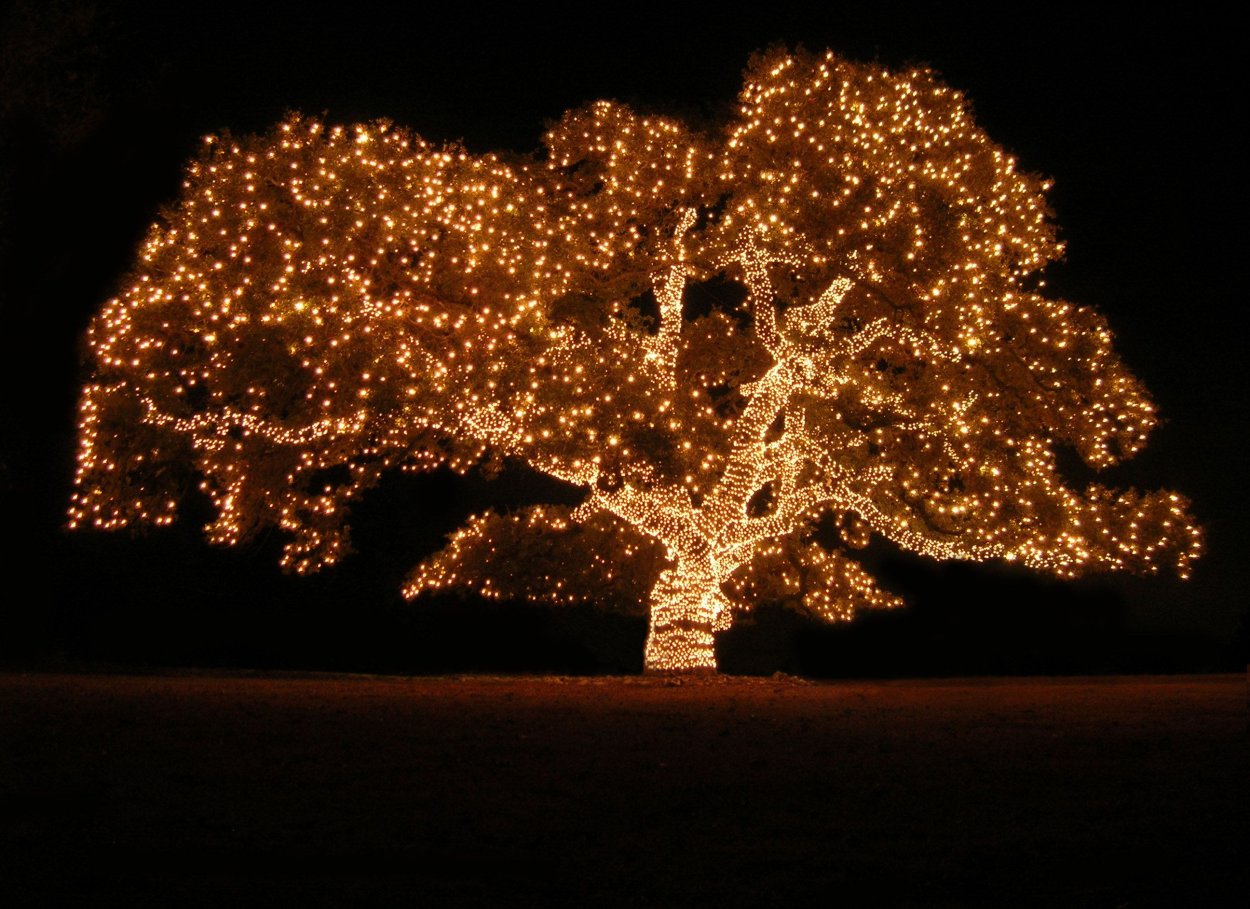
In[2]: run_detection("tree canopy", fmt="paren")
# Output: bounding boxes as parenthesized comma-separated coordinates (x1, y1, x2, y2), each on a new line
(69, 48, 1201, 671)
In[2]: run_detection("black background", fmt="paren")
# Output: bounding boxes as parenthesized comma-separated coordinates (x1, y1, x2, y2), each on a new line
(1, 1, 1243, 675)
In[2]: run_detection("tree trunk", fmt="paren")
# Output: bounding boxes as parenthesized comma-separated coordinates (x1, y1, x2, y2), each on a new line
(642, 567, 720, 673)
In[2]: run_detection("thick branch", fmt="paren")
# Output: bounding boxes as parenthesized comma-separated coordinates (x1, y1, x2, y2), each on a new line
(697, 364, 790, 533)
(582, 482, 707, 562)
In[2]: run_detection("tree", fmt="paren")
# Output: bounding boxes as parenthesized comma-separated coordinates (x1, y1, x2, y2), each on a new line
(69, 48, 1201, 672)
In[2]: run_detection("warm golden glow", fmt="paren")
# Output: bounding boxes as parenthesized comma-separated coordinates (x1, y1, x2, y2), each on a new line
(68, 49, 1201, 672)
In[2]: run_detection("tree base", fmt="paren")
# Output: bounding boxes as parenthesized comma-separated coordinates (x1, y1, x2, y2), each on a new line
(642, 619, 718, 674)
(642, 665, 719, 677)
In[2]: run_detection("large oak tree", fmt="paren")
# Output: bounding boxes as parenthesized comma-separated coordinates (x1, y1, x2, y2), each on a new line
(70, 49, 1200, 671)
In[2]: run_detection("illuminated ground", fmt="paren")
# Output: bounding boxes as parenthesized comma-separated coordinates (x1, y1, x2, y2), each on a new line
(2, 673, 1244, 906)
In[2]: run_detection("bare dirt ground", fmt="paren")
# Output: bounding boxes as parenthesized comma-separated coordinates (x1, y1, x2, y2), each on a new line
(2, 672, 1245, 907)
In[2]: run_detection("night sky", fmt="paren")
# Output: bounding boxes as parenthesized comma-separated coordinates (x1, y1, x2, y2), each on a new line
(1, 2, 1243, 674)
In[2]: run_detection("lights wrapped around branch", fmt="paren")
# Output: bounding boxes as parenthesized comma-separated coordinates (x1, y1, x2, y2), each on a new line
(69, 48, 1201, 672)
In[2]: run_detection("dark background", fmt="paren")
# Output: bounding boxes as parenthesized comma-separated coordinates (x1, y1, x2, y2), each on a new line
(1, 1, 1243, 675)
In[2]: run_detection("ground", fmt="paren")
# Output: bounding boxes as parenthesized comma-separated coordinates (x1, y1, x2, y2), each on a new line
(2, 672, 1245, 906)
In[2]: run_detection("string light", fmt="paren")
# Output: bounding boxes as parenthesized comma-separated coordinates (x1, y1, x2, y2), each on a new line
(68, 48, 1201, 672)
